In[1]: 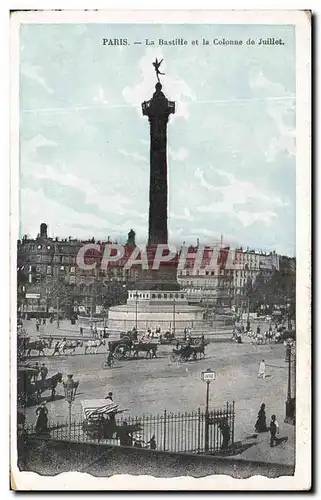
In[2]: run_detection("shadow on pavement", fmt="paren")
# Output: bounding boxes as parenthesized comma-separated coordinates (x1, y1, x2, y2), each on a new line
(274, 436, 288, 447)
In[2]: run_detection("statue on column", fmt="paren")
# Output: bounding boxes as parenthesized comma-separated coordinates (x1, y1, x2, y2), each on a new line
(153, 58, 165, 82)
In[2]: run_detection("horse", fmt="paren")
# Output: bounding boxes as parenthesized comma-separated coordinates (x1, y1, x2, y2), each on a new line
(61, 340, 83, 355)
(192, 342, 206, 359)
(24, 340, 48, 357)
(132, 341, 158, 359)
(84, 339, 105, 355)
(34, 372, 63, 400)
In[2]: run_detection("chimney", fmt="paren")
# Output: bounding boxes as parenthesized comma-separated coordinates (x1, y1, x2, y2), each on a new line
(127, 229, 136, 247)
(40, 223, 48, 239)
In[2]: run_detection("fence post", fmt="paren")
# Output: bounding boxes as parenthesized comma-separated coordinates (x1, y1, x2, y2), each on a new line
(197, 408, 201, 453)
(163, 409, 167, 451)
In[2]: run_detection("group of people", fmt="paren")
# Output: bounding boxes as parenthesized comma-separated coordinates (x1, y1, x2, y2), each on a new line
(139, 328, 160, 342)
(254, 403, 280, 447)
(35, 317, 54, 332)
(31, 362, 48, 382)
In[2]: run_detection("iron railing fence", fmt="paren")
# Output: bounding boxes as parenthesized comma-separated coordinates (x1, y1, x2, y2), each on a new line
(19, 402, 235, 455)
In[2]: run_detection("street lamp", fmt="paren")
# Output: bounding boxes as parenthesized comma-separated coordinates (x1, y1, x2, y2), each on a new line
(63, 374, 79, 440)
(284, 339, 295, 425)
(134, 292, 139, 330)
(173, 299, 176, 336)
(201, 368, 216, 453)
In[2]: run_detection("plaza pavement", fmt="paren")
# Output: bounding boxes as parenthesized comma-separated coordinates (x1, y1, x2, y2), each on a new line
(19, 330, 294, 466)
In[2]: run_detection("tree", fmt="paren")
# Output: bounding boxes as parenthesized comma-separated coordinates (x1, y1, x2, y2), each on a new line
(249, 257, 296, 319)
(45, 277, 77, 326)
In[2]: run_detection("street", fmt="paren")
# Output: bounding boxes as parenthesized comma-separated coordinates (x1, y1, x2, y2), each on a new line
(21, 337, 289, 445)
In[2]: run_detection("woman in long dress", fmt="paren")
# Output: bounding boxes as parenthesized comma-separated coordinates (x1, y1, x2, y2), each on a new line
(255, 403, 268, 432)
(35, 401, 49, 435)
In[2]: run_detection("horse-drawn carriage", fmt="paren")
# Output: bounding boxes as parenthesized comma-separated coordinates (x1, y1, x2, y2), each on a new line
(107, 338, 158, 362)
(159, 330, 176, 345)
(170, 341, 206, 363)
(81, 399, 141, 441)
(17, 365, 62, 405)
(119, 329, 138, 342)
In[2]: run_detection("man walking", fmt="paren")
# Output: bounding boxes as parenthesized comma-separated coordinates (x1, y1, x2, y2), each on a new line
(269, 414, 279, 447)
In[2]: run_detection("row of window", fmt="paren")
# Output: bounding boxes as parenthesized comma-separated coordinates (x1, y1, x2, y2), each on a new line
(129, 292, 185, 300)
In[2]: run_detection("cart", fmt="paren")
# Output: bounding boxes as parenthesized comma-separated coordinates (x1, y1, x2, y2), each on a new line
(81, 399, 140, 441)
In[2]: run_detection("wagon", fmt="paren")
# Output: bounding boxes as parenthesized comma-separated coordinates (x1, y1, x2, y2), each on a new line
(81, 399, 140, 441)
(170, 341, 206, 363)
(108, 339, 132, 360)
(108, 339, 159, 360)
(17, 366, 40, 405)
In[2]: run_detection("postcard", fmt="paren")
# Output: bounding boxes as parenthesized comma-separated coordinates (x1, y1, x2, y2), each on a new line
(10, 9, 311, 491)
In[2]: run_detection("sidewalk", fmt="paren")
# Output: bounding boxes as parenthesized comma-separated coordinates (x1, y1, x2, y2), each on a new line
(234, 423, 295, 467)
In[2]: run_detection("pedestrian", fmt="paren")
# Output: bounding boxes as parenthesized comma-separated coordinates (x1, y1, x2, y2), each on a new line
(258, 359, 266, 379)
(36, 319, 40, 332)
(133, 432, 145, 448)
(219, 420, 231, 450)
(80, 326, 83, 336)
(33, 362, 40, 382)
(43, 318, 46, 326)
(52, 341, 60, 356)
(40, 363, 48, 380)
(255, 403, 268, 433)
(35, 401, 49, 435)
(257, 325, 261, 335)
(118, 421, 133, 447)
(147, 434, 157, 450)
(105, 391, 113, 402)
(269, 414, 279, 447)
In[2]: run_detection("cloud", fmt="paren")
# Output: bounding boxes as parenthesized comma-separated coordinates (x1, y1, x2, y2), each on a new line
(118, 149, 148, 163)
(93, 86, 109, 104)
(22, 134, 58, 157)
(169, 147, 189, 161)
(194, 167, 287, 227)
(249, 71, 295, 161)
(21, 61, 54, 94)
(122, 48, 197, 120)
(235, 210, 278, 227)
(20, 187, 111, 239)
(170, 207, 194, 222)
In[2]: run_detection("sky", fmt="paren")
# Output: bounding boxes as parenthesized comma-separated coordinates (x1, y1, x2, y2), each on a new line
(19, 23, 296, 256)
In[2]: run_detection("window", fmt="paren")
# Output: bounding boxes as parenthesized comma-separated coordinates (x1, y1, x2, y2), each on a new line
(46, 266, 51, 275)
(158, 294, 162, 299)
(175, 294, 179, 299)
(169, 294, 173, 299)
(152, 294, 156, 299)
(164, 294, 167, 299)
(70, 267, 75, 273)
(181, 294, 184, 299)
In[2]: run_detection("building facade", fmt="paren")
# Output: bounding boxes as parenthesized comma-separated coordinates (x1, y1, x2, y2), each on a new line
(17, 223, 280, 317)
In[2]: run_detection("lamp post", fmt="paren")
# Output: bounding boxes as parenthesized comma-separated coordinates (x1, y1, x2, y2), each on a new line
(173, 299, 176, 336)
(134, 292, 139, 330)
(63, 374, 79, 441)
(284, 339, 295, 424)
(201, 369, 216, 453)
